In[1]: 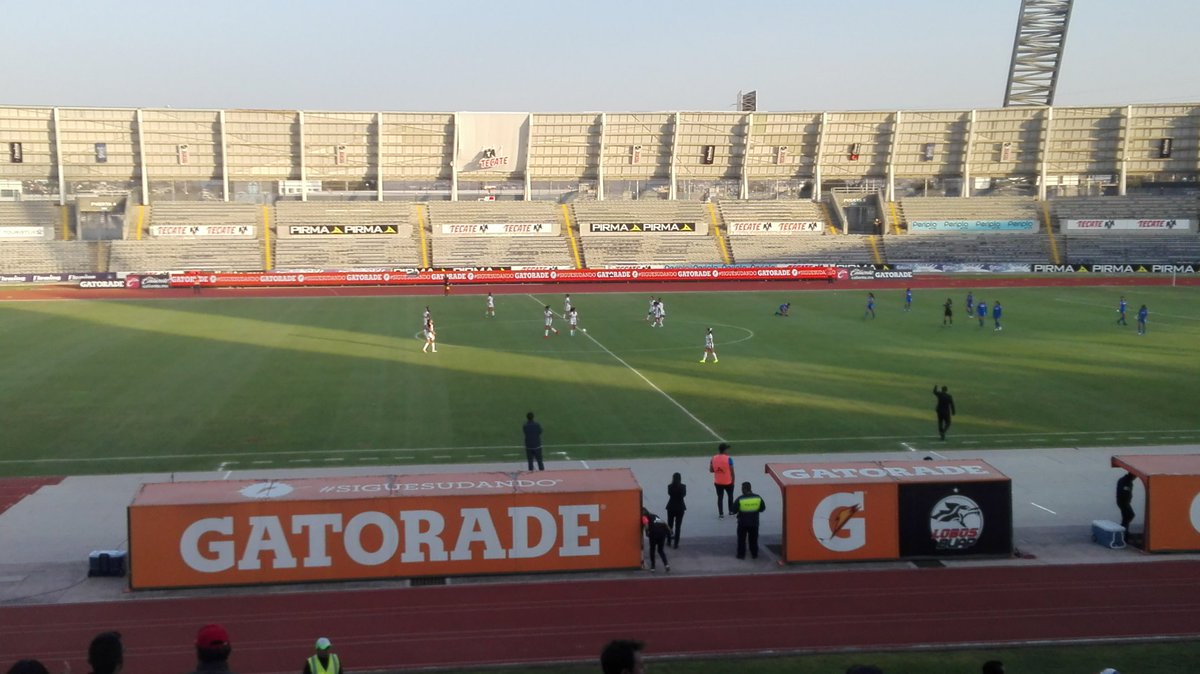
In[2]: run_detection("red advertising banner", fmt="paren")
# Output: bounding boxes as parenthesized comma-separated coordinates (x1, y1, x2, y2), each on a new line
(170, 266, 838, 288)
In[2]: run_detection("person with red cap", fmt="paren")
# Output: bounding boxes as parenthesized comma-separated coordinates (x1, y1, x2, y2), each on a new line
(302, 637, 342, 674)
(188, 624, 235, 674)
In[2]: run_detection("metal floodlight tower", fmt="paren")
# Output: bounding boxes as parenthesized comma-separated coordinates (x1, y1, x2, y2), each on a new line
(1003, 0, 1074, 107)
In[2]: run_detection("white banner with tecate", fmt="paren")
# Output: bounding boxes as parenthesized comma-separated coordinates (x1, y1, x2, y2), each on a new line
(1062, 219, 1194, 233)
(727, 221, 823, 235)
(440, 223, 558, 236)
(0, 227, 47, 239)
(150, 225, 256, 237)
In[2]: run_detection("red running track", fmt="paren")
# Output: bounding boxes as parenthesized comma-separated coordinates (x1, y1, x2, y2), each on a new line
(0, 477, 61, 516)
(3, 561, 1199, 673)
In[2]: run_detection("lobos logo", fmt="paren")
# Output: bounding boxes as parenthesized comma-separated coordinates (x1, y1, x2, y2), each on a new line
(812, 491, 867, 552)
(239, 482, 295, 499)
(929, 494, 983, 550)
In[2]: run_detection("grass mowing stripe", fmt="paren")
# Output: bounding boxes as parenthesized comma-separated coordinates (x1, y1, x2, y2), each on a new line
(526, 293, 725, 441)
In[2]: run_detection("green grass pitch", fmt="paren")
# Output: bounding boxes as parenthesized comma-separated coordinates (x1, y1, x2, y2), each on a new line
(0, 286, 1196, 477)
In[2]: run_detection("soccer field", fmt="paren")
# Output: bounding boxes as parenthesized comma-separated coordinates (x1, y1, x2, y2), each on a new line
(0, 285, 1197, 477)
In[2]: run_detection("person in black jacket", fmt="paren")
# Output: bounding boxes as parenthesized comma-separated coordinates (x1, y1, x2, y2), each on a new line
(1116, 472, 1136, 532)
(933, 385, 956, 440)
(665, 472, 687, 549)
(732, 482, 766, 560)
(641, 508, 671, 572)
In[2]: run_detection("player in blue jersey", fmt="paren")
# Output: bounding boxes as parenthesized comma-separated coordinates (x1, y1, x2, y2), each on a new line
(864, 292, 876, 319)
(977, 300, 987, 327)
(966, 292, 974, 314)
(1117, 296, 1128, 326)
(992, 300, 1003, 331)
(904, 288, 913, 312)
(1137, 304, 1148, 335)
(774, 302, 791, 317)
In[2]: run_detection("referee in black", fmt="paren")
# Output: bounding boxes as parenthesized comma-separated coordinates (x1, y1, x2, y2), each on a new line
(933, 385, 956, 440)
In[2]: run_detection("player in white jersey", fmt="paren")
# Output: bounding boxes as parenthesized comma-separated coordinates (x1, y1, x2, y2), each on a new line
(568, 307, 580, 336)
(646, 296, 656, 322)
(422, 319, 437, 353)
(564, 294, 572, 315)
(485, 293, 495, 317)
(543, 306, 559, 338)
(654, 297, 666, 327)
(423, 306, 432, 324)
(699, 327, 718, 363)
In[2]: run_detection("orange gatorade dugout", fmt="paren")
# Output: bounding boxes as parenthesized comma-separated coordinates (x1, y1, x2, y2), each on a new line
(767, 460, 1011, 562)
(1112, 455, 1200, 552)
(128, 469, 642, 589)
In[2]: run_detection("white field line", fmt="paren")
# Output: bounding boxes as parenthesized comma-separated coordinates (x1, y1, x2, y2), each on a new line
(6, 428, 1199, 466)
(1030, 502, 1058, 515)
(527, 294, 724, 442)
(926, 449, 947, 459)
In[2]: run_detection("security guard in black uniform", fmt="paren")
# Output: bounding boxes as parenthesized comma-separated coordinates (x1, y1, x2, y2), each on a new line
(733, 481, 766, 559)
(303, 638, 343, 674)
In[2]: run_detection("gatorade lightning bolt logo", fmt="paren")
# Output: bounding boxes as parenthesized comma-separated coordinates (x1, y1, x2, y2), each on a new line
(929, 494, 983, 550)
(812, 491, 867, 552)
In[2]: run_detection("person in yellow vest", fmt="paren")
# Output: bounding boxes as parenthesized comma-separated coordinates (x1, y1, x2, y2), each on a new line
(733, 481, 766, 560)
(303, 638, 342, 674)
(709, 442, 735, 518)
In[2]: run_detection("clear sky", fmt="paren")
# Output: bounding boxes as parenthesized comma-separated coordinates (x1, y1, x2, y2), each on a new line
(7, 0, 1199, 112)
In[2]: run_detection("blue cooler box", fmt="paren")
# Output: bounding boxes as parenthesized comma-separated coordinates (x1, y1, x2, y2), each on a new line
(88, 550, 127, 577)
(1091, 520, 1126, 549)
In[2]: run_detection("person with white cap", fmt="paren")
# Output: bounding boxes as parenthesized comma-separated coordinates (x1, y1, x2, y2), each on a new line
(302, 637, 342, 674)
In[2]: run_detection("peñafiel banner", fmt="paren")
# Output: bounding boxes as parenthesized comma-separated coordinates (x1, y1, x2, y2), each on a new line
(169, 266, 839, 288)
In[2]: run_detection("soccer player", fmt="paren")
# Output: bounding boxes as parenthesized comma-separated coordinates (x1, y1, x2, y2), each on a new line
(564, 293, 572, 315)
(654, 297, 666, 327)
(646, 296, 656, 322)
(904, 288, 913, 312)
(864, 292, 876, 319)
(943, 297, 953, 326)
(966, 291, 974, 314)
(976, 300, 987, 327)
(992, 300, 1003, 331)
(568, 306, 580, 336)
(700, 327, 718, 363)
(543, 305, 559, 338)
(1137, 304, 1148, 335)
(423, 306, 431, 323)
(1117, 296, 1127, 326)
(775, 302, 791, 317)
(485, 292, 495, 317)
(422, 318, 437, 353)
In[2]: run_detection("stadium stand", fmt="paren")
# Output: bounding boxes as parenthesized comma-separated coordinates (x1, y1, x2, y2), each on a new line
(1053, 196, 1200, 263)
(718, 200, 838, 264)
(896, 196, 1041, 229)
(882, 233, 1056, 264)
(147, 202, 259, 228)
(573, 201, 722, 267)
(427, 201, 573, 268)
(0, 203, 60, 230)
(0, 242, 100, 273)
(108, 240, 262, 272)
(273, 202, 423, 269)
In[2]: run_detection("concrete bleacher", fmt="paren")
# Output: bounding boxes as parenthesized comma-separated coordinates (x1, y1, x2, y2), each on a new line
(1051, 195, 1199, 221)
(0, 203, 60, 230)
(108, 240, 263, 272)
(573, 201, 719, 266)
(274, 202, 423, 269)
(718, 200, 835, 264)
(1061, 233, 1200, 264)
(148, 202, 259, 227)
(898, 197, 1041, 230)
(425, 202, 572, 268)
(0, 242, 99, 273)
(883, 233, 1056, 264)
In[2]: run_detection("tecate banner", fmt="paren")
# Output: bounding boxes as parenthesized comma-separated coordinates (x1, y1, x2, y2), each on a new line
(169, 265, 839, 288)
(908, 220, 1037, 233)
(727, 221, 823, 235)
(440, 223, 556, 236)
(128, 469, 642, 589)
(151, 225, 256, 237)
(1062, 218, 1194, 232)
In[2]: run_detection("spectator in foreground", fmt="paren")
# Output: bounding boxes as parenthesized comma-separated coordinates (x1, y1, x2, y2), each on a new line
(982, 660, 1005, 674)
(189, 624, 236, 674)
(302, 638, 342, 674)
(846, 666, 883, 674)
(5, 662, 49, 674)
(599, 639, 644, 674)
(88, 631, 123, 674)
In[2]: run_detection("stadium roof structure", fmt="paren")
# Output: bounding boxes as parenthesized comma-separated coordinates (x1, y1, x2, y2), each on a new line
(1004, 0, 1074, 107)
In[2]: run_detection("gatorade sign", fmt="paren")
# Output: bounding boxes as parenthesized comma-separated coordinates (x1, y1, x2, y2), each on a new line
(128, 469, 641, 589)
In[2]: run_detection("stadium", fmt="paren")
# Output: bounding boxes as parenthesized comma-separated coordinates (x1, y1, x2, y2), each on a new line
(2, 1, 1200, 673)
